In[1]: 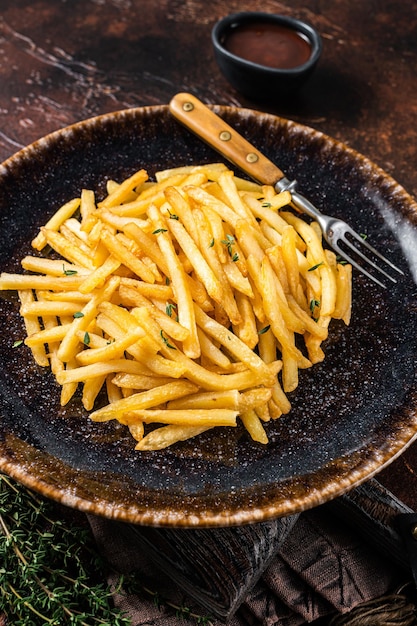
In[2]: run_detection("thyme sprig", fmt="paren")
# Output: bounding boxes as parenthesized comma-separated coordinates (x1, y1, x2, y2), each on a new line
(0, 474, 214, 625)
(221, 234, 239, 262)
(0, 473, 130, 625)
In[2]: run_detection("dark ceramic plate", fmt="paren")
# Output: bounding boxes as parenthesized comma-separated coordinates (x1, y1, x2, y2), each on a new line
(1, 105, 417, 527)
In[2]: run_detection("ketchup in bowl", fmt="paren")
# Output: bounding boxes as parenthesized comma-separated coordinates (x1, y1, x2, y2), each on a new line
(224, 22, 312, 70)
(212, 13, 322, 100)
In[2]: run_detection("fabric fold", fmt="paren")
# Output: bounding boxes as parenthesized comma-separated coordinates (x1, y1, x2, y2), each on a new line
(88, 500, 406, 625)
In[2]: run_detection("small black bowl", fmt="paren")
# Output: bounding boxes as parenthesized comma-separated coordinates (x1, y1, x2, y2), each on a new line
(212, 12, 322, 100)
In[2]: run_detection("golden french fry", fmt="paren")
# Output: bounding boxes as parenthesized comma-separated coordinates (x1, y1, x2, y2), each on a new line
(21, 256, 89, 277)
(25, 323, 72, 347)
(99, 209, 150, 233)
(196, 327, 232, 369)
(80, 188, 96, 223)
(122, 222, 170, 276)
(155, 162, 227, 182)
(20, 300, 84, 317)
(125, 408, 238, 427)
(287, 295, 328, 340)
(118, 284, 189, 342)
(281, 348, 299, 393)
(89, 380, 198, 422)
(82, 374, 106, 411)
(304, 315, 331, 364)
(238, 387, 273, 412)
(165, 214, 224, 305)
(76, 325, 145, 366)
(60, 220, 91, 254)
(35, 291, 63, 377)
(56, 275, 120, 363)
(106, 374, 123, 403)
(56, 358, 156, 386)
(148, 204, 200, 359)
(112, 373, 176, 390)
(37, 290, 91, 303)
(60, 357, 79, 406)
(193, 208, 241, 325)
(41, 228, 95, 269)
(218, 170, 258, 227)
(163, 186, 198, 238)
(333, 262, 352, 324)
(243, 193, 300, 242)
(135, 424, 212, 450)
(18, 290, 49, 367)
(167, 389, 240, 410)
(222, 257, 253, 298)
(120, 276, 173, 300)
(32, 197, 81, 251)
(194, 304, 277, 386)
(186, 184, 242, 229)
(99, 227, 156, 283)
(318, 260, 337, 317)
(246, 255, 302, 361)
(233, 291, 258, 350)
(98, 307, 186, 379)
(98, 169, 148, 208)
(0, 273, 85, 291)
(128, 421, 145, 442)
(78, 255, 121, 294)
(240, 409, 268, 444)
(281, 224, 301, 299)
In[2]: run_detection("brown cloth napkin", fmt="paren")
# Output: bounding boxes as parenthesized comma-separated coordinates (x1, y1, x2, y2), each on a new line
(88, 503, 406, 625)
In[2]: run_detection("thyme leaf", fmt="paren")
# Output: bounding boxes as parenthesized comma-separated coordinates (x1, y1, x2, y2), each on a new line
(221, 234, 239, 262)
(160, 330, 176, 349)
(258, 325, 271, 335)
(62, 264, 78, 276)
(165, 302, 177, 318)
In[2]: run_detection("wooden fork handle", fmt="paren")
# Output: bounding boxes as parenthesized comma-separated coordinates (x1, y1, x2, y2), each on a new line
(169, 92, 285, 187)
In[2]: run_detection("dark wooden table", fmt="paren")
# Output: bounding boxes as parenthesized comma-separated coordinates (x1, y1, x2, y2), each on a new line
(0, 0, 416, 506)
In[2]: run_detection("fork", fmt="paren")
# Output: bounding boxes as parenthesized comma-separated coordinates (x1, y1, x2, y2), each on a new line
(169, 92, 403, 289)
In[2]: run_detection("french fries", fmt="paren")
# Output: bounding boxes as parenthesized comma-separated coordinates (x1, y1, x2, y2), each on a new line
(0, 163, 352, 450)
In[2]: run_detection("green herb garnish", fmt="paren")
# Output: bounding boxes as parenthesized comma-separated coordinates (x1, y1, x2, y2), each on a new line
(165, 303, 177, 318)
(0, 473, 131, 625)
(308, 262, 324, 272)
(62, 264, 78, 276)
(258, 325, 271, 335)
(160, 330, 176, 349)
(221, 234, 239, 262)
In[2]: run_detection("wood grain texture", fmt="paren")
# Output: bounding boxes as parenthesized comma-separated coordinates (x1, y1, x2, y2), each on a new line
(113, 479, 412, 619)
(118, 514, 299, 619)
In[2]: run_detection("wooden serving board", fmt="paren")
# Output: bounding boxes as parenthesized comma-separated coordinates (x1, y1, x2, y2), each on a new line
(117, 479, 414, 620)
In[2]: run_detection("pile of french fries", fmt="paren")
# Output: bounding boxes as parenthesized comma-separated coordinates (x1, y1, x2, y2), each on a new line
(0, 163, 351, 450)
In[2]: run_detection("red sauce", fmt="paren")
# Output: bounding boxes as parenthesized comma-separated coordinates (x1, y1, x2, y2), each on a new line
(224, 22, 312, 69)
